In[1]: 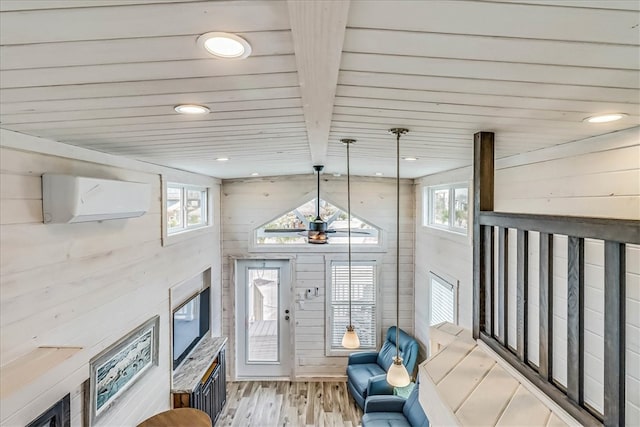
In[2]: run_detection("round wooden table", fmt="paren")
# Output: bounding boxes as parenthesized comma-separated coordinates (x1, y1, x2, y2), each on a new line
(137, 408, 212, 427)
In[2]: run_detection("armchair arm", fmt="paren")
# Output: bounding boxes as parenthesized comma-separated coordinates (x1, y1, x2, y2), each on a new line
(367, 374, 394, 396)
(348, 351, 378, 365)
(364, 395, 406, 413)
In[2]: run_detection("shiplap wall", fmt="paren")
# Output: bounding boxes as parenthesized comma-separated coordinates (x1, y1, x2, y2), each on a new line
(414, 127, 640, 425)
(221, 175, 414, 379)
(0, 130, 222, 427)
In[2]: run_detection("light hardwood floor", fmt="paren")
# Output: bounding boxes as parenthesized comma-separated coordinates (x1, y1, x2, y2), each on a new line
(216, 381, 363, 427)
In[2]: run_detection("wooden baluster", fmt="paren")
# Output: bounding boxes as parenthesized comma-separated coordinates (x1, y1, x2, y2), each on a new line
(517, 229, 528, 362)
(567, 236, 584, 404)
(604, 241, 625, 427)
(484, 225, 495, 336)
(498, 227, 509, 346)
(538, 233, 553, 381)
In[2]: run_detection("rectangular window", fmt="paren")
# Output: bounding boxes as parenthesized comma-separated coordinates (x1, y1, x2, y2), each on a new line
(430, 272, 458, 326)
(167, 183, 208, 235)
(327, 260, 377, 355)
(424, 183, 469, 234)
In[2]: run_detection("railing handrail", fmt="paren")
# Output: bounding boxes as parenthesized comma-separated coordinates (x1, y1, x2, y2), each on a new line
(478, 211, 640, 244)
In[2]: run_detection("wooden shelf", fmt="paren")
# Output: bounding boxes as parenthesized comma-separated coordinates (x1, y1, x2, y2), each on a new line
(0, 346, 82, 399)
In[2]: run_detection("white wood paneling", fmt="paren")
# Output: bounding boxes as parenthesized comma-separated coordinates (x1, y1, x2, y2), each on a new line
(0, 132, 222, 427)
(222, 174, 414, 379)
(0, 1, 290, 44)
(1, 0, 638, 179)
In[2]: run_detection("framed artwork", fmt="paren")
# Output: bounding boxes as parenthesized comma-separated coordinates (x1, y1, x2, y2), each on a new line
(89, 316, 159, 425)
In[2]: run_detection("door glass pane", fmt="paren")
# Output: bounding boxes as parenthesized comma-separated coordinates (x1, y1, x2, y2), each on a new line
(247, 268, 279, 362)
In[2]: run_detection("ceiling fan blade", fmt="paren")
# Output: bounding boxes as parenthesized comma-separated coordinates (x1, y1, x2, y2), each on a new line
(263, 228, 309, 233)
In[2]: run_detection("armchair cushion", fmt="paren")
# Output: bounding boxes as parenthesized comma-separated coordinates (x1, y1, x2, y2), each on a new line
(367, 374, 394, 396)
(361, 412, 412, 427)
(348, 351, 378, 365)
(364, 395, 406, 413)
(346, 363, 386, 408)
(362, 383, 429, 427)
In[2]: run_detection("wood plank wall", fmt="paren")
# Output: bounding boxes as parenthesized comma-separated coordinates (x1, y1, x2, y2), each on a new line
(221, 175, 415, 379)
(0, 131, 222, 427)
(414, 127, 640, 425)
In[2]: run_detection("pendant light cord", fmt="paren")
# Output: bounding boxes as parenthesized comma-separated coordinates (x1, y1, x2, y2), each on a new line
(395, 131, 400, 360)
(347, 141, 352, 327)
(316, 168, 321, 219)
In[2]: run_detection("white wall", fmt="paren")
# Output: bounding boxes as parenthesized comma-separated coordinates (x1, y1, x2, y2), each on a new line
(0, 130, 222, 427)
(221, 174, 415, 378)
(414, 127, 640, 425)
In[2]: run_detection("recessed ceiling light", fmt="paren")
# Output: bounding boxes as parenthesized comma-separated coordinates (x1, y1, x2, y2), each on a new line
(375, 172, 383, 176)
(216, 157, 229, 162)
(251, 172, 259, 176)
(333, 173, 341, 177)
(174, 104, 209, 115)
(583, 113, 628, 123)
(197, 32, 252, 59)
(402, 157, 418, 161)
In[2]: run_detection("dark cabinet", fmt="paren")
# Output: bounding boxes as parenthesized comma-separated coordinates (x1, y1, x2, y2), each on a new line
(174, 349, 226, 425)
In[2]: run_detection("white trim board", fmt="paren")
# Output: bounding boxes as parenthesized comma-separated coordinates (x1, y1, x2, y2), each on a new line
(0, 128, 221, 185)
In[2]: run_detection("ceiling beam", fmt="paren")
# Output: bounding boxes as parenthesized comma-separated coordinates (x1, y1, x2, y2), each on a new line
(288, 0, 350, 167)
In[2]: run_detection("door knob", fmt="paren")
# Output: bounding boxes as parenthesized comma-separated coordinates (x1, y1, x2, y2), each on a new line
(285, 309, 290, 314)
(285, 315, 290, 320)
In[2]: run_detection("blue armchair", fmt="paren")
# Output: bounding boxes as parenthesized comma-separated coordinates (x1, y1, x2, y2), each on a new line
(346, 326, 419, 408)
(362, 381, 428, 427)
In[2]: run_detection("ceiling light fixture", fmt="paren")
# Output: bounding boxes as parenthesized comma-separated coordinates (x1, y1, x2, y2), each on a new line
(583, 113, 628, 123)
(340, 138, 360, 350)
(216, 157, 229, 162)
(251, 172, 259, 176)
(386, 127, 411, 388)
(174, 104, 210, 115)
(308, 165, 328, 244)
(402, 157, 418, 161)
(197, 32, 252, 59)
(375, 172, 383, 176)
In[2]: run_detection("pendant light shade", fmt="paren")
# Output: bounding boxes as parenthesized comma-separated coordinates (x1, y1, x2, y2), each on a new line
(387, 357, 411, 387)
(342, 325, 360, 349)
(386, 128, 411, 388)
(308, 165, 328, 244)
(340, 138, 361, 349)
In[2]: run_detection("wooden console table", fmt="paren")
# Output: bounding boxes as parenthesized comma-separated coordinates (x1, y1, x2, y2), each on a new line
(172, 336, 227, 425)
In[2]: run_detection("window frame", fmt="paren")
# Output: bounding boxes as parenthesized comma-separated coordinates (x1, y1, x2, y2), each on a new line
(162, 179, 212, 246)
(250, 196, 384, 252)
(325, 256, 381, 356)
(424, 183, 469, 235)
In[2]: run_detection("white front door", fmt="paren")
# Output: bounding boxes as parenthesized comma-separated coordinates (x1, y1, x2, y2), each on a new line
(236, 259, 291, 378)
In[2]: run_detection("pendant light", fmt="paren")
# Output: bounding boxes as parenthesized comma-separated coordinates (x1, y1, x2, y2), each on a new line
(386, 128, 411, 388)
(308, 165, 328, 244)
(340, 139, 360, 349)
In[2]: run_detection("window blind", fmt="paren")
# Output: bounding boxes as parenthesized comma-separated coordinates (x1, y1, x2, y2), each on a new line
(330, 262, 377, 350)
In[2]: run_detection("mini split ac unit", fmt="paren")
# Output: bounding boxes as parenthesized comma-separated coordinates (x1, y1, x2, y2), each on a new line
(42, 174, 151, 224)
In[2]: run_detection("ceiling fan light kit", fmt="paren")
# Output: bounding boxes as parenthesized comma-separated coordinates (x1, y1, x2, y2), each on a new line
(308, 165, 329, 244)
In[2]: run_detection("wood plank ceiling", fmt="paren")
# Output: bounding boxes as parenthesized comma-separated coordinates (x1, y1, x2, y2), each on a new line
(0, 0, 638, 179)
